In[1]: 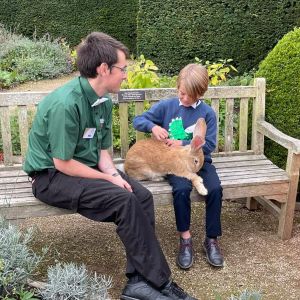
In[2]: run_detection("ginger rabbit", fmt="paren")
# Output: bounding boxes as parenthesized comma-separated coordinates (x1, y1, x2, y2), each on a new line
(124, 118, 208, 195)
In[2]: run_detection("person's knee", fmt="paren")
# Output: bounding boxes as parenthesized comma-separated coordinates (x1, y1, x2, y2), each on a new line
(208, 185, 223, 197)
(173, 185, 192, 197)
(143, 188, 153, 202)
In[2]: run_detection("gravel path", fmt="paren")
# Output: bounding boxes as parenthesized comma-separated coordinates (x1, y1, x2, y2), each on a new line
(22, 201, 300, 300)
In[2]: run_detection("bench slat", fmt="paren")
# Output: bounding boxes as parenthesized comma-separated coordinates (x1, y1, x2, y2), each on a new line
(18, 105, 29, 160)
(119, 102, 129, 158)
(211, 99, 219, 152)
(239, 98, 249, 152)
(224, 98, 234, 152)
(0, 106, 13, 165)
(135, 102, 145, 141)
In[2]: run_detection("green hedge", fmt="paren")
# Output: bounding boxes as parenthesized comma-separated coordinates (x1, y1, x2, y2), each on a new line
(137, 0, 300, 74)
(0, 0, 138, 51)
(256, 27, 300, 173)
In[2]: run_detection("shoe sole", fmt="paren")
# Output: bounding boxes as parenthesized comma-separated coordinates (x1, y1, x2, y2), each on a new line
(176, 256, 194, 270)
(202, 246, 224, 268)
(120, 295, 140, 300)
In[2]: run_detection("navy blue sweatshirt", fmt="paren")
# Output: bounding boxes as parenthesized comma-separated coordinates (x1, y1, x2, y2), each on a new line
(133, 97, 217, 160)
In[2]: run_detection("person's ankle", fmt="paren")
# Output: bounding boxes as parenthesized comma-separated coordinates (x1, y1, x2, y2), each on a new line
(127, 273, 143, 283)
(180, 230, 191, 240)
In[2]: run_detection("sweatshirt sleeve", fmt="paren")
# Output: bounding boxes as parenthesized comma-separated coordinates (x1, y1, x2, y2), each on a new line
(202, 109, 217, 155)
(133, 101, 165, 133)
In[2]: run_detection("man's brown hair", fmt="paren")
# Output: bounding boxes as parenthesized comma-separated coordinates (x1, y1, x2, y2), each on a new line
(76, 32, 129, 78)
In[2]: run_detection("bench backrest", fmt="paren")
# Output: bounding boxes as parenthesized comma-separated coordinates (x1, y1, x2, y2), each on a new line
(0, 78, 265, 168)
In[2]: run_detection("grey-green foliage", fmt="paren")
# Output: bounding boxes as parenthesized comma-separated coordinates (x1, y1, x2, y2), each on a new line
(40, 263, 112, 300)
(228, 289, 262, 300)
(0, 217, 46, 295)
(0, 24, 73, 87)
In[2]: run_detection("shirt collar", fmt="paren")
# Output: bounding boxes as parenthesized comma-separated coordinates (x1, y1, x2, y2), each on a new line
(178, 98, 201, 109)
(79, 76, 109, 107)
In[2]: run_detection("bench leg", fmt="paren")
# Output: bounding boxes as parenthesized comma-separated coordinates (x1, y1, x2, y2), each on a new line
(278, 199, 295, 240)
(278, 152, 300, 240)
(246, 197, 258, 210)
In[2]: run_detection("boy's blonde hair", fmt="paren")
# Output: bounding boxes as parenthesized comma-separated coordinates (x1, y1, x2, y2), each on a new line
(177, 64, 209, 100)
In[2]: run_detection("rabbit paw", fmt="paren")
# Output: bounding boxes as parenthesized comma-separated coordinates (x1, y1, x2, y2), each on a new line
(195, 183, 208, 196)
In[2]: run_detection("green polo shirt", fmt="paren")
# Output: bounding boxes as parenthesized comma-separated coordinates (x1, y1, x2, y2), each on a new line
(23, 77, 113, 174)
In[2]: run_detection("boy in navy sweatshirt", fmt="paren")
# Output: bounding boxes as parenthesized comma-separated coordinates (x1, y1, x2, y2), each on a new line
(133, 64, 224, 269)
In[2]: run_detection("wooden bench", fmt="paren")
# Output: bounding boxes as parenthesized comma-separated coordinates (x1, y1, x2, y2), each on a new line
(1, 78, 300, 240)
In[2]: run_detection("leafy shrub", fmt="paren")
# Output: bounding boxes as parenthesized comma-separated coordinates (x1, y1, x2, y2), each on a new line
(224, 73, 254, 86)
(0, 25, 74, 88)
(256, 27, 300, 168)
(40, 263, 112, 300)
(122, 54, 160, 89)
(196, 58, 238, 86)
(256, 27, 300, 201)
(0, 217, 46, 298)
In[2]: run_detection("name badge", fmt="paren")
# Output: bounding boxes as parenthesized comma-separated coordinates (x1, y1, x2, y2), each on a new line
(83, 128, 96, 139)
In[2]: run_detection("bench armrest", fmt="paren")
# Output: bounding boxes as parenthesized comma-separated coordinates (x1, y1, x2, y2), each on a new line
(257, 121, 300, 154)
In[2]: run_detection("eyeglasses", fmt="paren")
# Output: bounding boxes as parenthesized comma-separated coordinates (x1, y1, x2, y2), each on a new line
(111, 65, 127, 74)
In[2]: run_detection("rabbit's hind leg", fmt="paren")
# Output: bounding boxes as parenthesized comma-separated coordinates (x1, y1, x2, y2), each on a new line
(130, 168, 165, 181)
(191, 175, 208, 196)
(143, 169, 165, 181)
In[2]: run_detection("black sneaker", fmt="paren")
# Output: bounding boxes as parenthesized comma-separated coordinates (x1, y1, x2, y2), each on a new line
(121, 279, 170, 300)
(161, 281, 198, 300)
(203, 237, 224, 267)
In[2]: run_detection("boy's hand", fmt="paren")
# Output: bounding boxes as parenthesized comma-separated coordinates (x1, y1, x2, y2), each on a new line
(152, 125, 169, 141)
(165, 139, 182, 147)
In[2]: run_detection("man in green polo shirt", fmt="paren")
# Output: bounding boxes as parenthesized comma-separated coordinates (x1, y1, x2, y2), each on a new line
(23, 32, 197, 300)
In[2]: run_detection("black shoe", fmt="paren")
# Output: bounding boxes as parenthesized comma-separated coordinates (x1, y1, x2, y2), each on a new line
(161, 280, 198, 300)
(203, 237, 224, 267)
(121, 279, 169, 300)
(177, 237, 193, 269)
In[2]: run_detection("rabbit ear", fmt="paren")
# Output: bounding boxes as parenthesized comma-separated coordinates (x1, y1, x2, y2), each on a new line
(191, 135, 205, 152)
(193, 118, 207, 139)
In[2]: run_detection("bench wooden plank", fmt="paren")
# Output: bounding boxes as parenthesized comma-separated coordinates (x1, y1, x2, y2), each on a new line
(0, 106, 13, 165)
(224, 98, 234, 152)
(18, 105, 29, 160)
(239, 97, 249, 152)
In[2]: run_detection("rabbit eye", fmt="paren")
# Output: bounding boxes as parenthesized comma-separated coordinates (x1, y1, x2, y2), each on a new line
(194, 159, 199, 164)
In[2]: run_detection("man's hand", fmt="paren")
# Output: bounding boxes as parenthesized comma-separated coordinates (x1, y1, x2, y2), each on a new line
(152, 125, 169, 141)
(109, 174, 132, 192)
(165, 139, 182, 147)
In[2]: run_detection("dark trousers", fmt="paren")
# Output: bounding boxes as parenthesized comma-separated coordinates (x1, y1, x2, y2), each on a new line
(32, 168, 171, 287)
(167, 161, 223, 237)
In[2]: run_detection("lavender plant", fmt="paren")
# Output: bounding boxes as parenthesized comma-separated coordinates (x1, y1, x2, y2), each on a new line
(40, 262, 112, 300)
(0, 217, 46, 297)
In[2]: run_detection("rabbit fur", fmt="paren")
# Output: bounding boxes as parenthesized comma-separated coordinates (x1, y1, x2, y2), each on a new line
(124, 118, 208, 195)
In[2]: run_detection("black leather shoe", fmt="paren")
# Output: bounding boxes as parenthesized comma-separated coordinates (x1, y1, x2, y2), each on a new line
(161, 280, 198, 300)
(121, 279, 169, 300)
(177, 237, 193, 269)
(203, 237, 224, 267)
